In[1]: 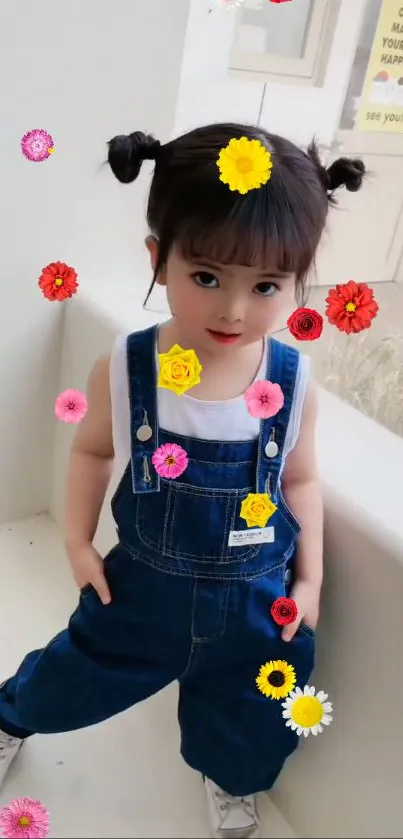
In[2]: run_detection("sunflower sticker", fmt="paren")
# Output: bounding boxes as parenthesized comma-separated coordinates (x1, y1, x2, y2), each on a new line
(256, 660, 296, 699)
(217, 137, 273, 195)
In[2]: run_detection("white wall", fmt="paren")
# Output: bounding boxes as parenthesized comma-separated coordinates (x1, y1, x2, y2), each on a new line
(0, 0, 189, 524)
(174, 0, 366, 147)
(49, 294, 167, 543)
(173, 0, 265, 133)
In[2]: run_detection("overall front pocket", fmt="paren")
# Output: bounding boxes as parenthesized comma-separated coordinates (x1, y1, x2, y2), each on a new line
(136, 481, 261, 563)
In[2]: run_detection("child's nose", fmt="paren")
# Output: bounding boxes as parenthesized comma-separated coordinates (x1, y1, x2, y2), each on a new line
(219, 297, 244, 324)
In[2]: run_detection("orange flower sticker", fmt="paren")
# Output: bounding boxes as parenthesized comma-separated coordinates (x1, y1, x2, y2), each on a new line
(325, 281, 378, 334)
(38, 262, 78, 302)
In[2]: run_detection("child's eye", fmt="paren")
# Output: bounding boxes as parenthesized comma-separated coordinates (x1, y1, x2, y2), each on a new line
(192, 271, 220, 289)
(254, 282, 279, 297)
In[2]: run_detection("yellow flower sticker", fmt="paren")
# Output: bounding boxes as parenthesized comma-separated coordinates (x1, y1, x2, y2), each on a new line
(256, 660, 296, 700)
(158, 344, 202, 396)
(217, 137, 273, 195)
(240, 492, 277, 528)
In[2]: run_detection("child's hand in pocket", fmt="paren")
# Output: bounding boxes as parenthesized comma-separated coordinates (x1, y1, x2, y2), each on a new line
(282, 579, 320, 642)
(66, 542, 112, 606)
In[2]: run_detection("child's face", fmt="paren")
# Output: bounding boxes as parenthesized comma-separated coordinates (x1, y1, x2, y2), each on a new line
(147, 239, 296, 352)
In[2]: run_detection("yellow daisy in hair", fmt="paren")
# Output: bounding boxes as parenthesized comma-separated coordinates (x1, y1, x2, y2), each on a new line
(256, 660, 296, 700)
(282, 685, 333, 737)
(217, 137, 273, 195)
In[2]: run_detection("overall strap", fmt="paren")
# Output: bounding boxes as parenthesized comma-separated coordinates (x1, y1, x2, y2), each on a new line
(255, 338, 300, 500)
(126, 325, 160, 494)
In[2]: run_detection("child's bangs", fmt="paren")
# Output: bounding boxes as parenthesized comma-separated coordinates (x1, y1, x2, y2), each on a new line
(175, 192, 312, 276)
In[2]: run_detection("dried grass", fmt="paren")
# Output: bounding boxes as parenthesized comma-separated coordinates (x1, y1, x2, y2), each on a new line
(324, 332, 403, 437)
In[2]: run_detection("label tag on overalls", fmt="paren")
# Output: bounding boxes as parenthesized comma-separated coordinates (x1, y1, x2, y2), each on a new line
(228, 527, 275, 546)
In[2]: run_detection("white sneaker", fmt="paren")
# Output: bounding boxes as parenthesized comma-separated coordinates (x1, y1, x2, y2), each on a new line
(204, 777, 260, 839)
(0, 729, 24, 789)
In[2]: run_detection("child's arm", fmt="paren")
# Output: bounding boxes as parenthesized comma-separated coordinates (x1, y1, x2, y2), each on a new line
(280, 382, 323, 641)
(64, 355, 114, 603)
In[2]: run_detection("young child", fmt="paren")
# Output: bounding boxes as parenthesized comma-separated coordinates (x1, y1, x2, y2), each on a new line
(0, 123, 364, 838)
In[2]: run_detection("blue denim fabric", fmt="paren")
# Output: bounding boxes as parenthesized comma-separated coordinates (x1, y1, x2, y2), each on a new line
(0, 325, 314, 796)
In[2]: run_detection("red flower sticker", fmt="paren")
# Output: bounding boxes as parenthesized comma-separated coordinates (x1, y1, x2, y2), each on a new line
(325, 280, 378, 334)
(38, 262, 78, 302)
(269, 0, 293, 4)
(271, 597, 298, 626)
(287, 307, 323, 341)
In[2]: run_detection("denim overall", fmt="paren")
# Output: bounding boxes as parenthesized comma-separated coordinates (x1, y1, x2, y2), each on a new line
(0, 325, 314, 796)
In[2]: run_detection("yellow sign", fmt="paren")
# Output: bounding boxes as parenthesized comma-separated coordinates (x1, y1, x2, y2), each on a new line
(357, 0, 403, 132)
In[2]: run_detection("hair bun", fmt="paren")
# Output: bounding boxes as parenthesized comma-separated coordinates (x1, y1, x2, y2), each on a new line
(325, 157, 365, 193)
(107, 131, 161, 184)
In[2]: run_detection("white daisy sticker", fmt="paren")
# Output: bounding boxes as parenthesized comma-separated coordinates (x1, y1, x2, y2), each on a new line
(281, 685, 333, 737)
(214, 0, 245, 9)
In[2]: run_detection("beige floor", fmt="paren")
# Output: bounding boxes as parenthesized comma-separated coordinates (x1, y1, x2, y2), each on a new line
(0, 515, 297, 839)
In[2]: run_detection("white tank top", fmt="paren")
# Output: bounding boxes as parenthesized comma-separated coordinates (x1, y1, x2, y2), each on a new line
(110, 334, 310, 484)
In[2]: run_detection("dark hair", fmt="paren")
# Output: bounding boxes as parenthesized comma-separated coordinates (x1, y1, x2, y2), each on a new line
(107, 123, 365, 305)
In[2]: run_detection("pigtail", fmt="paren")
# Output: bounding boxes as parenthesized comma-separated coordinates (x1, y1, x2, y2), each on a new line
(107, 130, 161, 184)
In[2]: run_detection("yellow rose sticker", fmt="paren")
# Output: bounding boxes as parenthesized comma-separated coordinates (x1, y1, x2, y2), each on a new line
(240, 492, 277, 528)
(157, 344, 202, 396)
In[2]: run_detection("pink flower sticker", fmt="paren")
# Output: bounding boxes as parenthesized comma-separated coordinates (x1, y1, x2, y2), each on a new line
(152, 442, 188, 479)
(21, 130, 54, 162)
(0, 797, 49, 839)
(244, 380, 284, 419)
(54, 389, 88, 424)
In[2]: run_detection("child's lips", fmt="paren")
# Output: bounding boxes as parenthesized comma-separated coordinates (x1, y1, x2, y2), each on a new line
(207, 329, 242, 344)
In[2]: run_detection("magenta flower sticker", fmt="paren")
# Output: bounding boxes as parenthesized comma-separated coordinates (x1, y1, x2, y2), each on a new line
(21, 130, 54, 162)
(55, 389, 88, 424)
(0, 797, 49, 838)
(152, 442, 188, 479)
(244, 380, 284, 419)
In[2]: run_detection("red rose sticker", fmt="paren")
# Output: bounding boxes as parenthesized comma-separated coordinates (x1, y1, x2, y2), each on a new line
(287, 307, 323, 341)
(271, 597, 298, 626)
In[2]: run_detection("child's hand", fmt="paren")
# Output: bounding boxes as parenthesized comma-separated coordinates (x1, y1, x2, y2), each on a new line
(281, 579, 320, 642)
(67, 543, 112, 606)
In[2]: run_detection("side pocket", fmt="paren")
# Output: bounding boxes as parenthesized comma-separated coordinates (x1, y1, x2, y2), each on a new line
(298, 622, 316, 639)
(282, 558, 316, 639)
(79, 583, 94, 599)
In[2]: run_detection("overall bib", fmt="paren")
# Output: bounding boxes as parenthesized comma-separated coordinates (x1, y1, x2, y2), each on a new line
(0, 326, 315, 796)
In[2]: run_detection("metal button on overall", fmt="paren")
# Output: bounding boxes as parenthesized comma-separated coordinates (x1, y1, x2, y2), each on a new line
(136, 424, 153, 442)
(265, 440, 279, 458)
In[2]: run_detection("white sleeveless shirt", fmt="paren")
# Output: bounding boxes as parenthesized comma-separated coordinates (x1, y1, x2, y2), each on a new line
(110, 334, 310, 484)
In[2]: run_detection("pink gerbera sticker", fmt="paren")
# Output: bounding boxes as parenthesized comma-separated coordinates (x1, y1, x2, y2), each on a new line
(152, 442, 188, 479)
(0, 797, 49, 839)
(244, 380, 284, 419)
(21, 129, 54, 162)
(54, 389, 88, 424)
